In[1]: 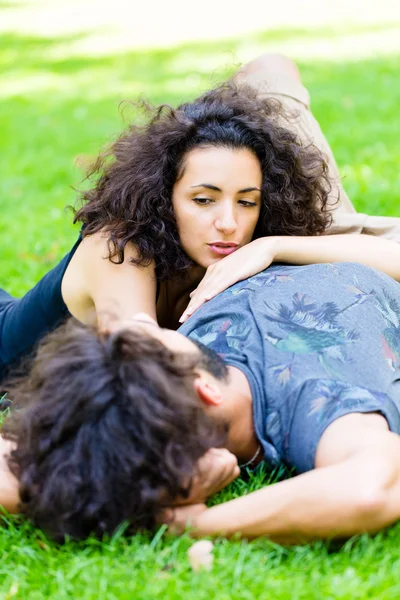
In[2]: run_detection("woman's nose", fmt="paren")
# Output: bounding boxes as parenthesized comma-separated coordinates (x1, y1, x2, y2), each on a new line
(215, 208, 238, 235)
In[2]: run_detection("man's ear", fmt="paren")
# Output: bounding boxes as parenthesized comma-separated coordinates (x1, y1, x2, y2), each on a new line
(194, 375, 223, 407)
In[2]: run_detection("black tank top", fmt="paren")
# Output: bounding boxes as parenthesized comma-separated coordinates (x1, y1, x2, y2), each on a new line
(0, 236, 82, 382)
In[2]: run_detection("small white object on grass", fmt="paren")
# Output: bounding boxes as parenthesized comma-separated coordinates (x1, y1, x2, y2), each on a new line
(187, 540, 214, 572)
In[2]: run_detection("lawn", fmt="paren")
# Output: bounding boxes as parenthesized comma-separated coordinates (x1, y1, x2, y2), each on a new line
(1, 23, 400, 600)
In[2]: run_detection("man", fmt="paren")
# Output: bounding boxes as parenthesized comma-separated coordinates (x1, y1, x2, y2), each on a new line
(2, 258, 400, 543)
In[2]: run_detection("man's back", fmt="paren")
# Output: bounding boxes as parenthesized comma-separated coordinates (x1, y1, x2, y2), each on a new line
(179, 263, 400, 472)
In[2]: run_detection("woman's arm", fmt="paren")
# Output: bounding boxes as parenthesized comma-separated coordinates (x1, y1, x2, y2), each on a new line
(273, 234, 400, 281)
(62, 231, 158, 330)
(180, 234, 400, 322)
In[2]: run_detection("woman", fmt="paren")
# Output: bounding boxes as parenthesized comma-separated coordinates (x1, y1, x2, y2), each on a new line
(1, 53, 400, 384)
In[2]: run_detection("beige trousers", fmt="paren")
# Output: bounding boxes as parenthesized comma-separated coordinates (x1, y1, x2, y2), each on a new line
(241, 68, 400, 242)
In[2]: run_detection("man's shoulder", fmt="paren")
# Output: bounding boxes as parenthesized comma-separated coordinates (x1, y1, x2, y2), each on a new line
(178, 262, 399, 337)
(232, 262, 397, 296)
(255, 262, 391, 281)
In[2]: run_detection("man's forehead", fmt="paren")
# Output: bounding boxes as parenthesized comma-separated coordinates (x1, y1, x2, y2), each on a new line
(131, 316, 197, 354)
(133, 317, 160, 329)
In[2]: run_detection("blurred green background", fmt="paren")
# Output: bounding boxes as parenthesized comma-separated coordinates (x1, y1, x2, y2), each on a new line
(1, 0, 400, 295)
(1, 2, 400, 598)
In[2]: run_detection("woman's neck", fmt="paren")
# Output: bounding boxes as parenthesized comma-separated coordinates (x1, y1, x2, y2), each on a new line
(185, 264, 207, 288)
(156, 265, 206, 330)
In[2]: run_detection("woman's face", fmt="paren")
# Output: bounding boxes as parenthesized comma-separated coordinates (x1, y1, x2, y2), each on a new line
(172, 146, 262, 269)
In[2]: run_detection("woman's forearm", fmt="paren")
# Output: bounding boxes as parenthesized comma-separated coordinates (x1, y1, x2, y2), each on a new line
(273, 234, 400, 281)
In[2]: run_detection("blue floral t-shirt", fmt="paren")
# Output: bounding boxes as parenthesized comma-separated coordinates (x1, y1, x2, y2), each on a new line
(178, 263, 400, 473)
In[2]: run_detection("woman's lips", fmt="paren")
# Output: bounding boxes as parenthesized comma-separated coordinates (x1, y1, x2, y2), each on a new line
(208, 244, 239, 256)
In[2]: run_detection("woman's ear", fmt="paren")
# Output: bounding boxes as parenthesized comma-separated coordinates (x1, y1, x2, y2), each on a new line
(194, 376, 223, 407)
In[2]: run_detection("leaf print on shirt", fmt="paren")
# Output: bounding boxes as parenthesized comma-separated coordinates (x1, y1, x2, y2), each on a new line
(265, 411, 282, 440)
(382, 336, 398, 371)
(231, 271, 294, 296)
(309, 395, 329, 415)
(373, 289, 400, 370)
(269, 363, 293, 386)
(342, 278, 400, 371)
(264, 292, 359, 384)
(343, 276, 377, 312)
(326, 263, 340, 276)
(189, 315, 252, 357)
(306, 379, 390, 424)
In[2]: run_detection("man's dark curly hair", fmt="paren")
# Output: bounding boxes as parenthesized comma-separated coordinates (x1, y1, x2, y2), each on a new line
(74, 82, 332, 280)
(2, 319, 227, 542)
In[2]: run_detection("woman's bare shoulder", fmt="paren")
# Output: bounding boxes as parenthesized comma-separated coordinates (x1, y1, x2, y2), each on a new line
(62, 230, 158, 325)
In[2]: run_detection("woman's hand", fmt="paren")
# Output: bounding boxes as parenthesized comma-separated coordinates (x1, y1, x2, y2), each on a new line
(179, 237, 277, 323)
(179, 232, 400, 324)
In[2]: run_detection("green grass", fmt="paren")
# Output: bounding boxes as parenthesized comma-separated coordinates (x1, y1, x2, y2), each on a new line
(2, 466, 400, 600)
(1, 22, 400, 600)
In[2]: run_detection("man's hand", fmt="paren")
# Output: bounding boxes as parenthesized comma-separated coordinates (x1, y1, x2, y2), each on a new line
(162, 503, 208, 536)
(177, 448, 240, 506)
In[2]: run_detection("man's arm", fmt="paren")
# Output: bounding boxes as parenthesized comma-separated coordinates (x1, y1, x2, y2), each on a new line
(0, 437, 19, 514)
(169, 413, 400, 543)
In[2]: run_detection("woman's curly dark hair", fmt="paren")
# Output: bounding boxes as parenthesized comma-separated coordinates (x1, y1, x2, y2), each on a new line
(74, 82, 332, 280)
(2, 319, 227, 542)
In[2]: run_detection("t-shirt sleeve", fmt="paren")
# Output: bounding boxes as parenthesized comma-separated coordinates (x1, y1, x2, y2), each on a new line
(286, 378, 400, 473)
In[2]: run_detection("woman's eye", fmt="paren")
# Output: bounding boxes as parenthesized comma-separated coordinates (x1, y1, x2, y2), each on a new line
(238, 200, 258, 207)
(193, 197, 213, 205)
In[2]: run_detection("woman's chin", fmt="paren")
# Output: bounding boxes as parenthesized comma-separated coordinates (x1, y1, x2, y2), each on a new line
(189, 254, 223, 270)
(201, 257, 223, 269)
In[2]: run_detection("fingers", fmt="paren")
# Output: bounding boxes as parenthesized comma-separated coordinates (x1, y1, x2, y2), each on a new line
(168, 504, 207, 535)
(197, 448, 240, 494)
(179, 275, 229, 323)
(157, 507, 174, 525)
(161, 449, 240, 533)
(158, 504, 207, 535)
(213, 448, 240, 486)
(181, 448, 240, 505)
(179, 294, 212, 323)
(179, 239, 274, 324)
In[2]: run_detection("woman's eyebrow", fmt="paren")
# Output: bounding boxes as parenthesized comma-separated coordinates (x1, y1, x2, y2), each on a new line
(238, 187, 261, 193)
(190, 184, 261, 193)
(190, 184, 221, 191)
